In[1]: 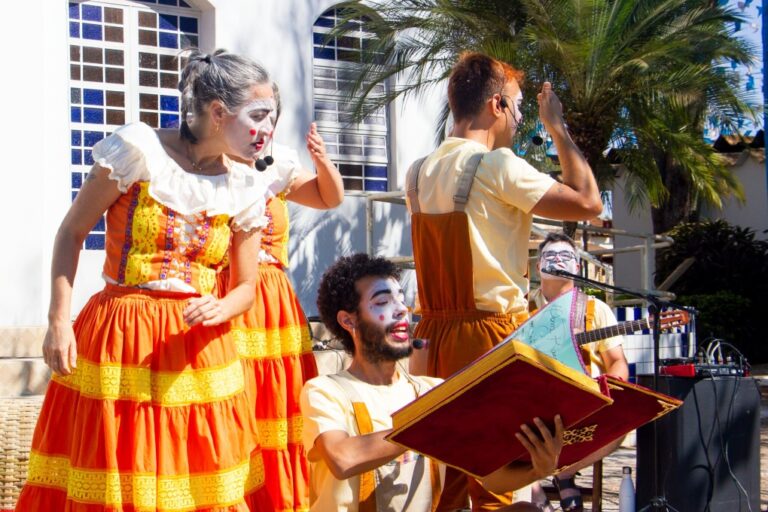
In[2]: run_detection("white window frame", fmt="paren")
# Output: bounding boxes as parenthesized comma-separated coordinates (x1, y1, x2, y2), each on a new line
(312, 7, 393, 194)
(68, 0, 202, 249)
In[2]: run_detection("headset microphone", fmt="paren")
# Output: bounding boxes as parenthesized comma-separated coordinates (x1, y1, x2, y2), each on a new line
(254, 138, 275, 172)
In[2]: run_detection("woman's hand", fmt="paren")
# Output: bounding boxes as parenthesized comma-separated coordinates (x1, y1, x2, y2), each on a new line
(43, 321, 77, 376)
(306, 122, 329, 163)
(184, 295, 228, 326)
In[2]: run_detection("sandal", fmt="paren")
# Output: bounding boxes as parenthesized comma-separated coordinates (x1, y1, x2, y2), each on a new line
(552, 475, 584, 512)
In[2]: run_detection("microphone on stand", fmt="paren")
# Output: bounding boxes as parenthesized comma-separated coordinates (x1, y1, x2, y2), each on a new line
(541, 267, 579, 280)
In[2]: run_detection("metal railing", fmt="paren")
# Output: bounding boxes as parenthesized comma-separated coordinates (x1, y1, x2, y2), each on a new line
(364, 191, 674, 306)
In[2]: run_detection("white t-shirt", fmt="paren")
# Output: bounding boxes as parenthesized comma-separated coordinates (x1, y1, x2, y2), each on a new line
(300, 369, 444, 511)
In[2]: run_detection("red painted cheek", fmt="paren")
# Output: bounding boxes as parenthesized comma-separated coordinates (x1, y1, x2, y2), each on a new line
(249, 129, 257, 136)
(379, 314, 385, 321)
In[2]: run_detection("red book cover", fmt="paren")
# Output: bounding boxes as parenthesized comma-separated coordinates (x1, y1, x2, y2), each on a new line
(548, 376, 682, 469)
(386, 341, 613, 478)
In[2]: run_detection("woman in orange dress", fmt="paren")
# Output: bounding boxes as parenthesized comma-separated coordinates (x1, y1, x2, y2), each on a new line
(219, 84, 343, 512)
(16, 49, 279, 511)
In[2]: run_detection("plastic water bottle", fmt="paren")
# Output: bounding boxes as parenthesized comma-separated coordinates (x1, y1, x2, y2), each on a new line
(619, 466, 635, 512)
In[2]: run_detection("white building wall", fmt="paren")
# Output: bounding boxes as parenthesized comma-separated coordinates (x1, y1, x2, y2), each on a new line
(701, 156, 768, 240)
(0, 0, 441, 327)
(610, 154, 768, 293)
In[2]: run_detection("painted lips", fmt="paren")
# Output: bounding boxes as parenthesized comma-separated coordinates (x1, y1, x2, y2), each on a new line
(389, 321, 410, 342)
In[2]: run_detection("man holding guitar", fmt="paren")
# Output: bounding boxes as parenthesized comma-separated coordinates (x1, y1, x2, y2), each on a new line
(529, 232, 629, 512)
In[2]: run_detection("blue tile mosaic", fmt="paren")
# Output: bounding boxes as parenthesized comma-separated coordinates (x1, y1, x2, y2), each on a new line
(71, 130, 82, 146)
(82, 5, 102, 22)
(180, 0, 192, 7)
(364, 180, 387, 192)
(84, 150, 94, 166)
(71, 149, 82, 165)
(85, 233, 105, 250)
(71, 172, 82, 188)
(313, 33, 327, 45)
(83, 89, 104, 106)
(83, 108, 104, 124)
(82, 23, 103, 41)
(71, 106, 82, 122)
(93, 216, 106, 231)
(314, 17, 335, 28)
(159, 32, 178, 49)
(71, 88, 81, 104)
(72, 190, 79, 201)
(314, 47, 335, 60)
(159, 14, 177, 30)
(69, 21, 80, 38)
(365, 165, 387, 178)
(179, 16, 198, 33)
(160, 113, 179, 128)
(84, 131, 105, 147)
(159, 0, 178, 5)
(160, 95, 179, 112)
(69, 3, 79, 20)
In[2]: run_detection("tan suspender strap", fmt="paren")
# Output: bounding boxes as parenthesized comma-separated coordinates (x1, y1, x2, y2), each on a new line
(586, 296, 596, 332)
(429, 459, 442, 512)
(327, 374, 377, 512)
(453, 152, 484, 212)
(406, 156, 428, 214)
(351, 402, 377, 512)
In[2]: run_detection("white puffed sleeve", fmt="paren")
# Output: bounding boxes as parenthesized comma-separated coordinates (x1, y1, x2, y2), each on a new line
(266, 143, 302, 196)
(91, 123, 161, 192)
(228, 163, 270, 233)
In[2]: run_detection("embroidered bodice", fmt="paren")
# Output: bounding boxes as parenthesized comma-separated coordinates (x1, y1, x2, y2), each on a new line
(255, 142, 300, 267)
(92, 122, 269, 295)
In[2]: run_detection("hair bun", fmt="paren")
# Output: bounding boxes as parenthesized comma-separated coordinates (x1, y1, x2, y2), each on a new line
(202, 54, 212, 64)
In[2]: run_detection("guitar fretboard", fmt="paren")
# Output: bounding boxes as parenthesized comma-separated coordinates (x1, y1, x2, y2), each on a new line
(575, 318, 650, 345)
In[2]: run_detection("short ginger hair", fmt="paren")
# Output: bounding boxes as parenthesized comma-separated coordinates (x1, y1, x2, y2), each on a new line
(447, 52, 524, 121)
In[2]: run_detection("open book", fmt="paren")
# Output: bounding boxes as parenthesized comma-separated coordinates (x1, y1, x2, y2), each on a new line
(387, 291, 682, 478)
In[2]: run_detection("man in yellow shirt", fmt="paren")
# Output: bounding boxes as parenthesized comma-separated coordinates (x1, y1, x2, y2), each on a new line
(405, 52, 603, 510)
(529, 232, 629, 512)
(301, 253, 564, 512)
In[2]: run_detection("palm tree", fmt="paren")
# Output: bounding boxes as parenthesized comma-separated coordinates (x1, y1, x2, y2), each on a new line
(330, 0, 755, 238)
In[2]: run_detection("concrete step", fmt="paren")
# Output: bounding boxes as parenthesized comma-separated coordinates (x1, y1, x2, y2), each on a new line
(0, 358, 49, 397)
(0, 327, 45, 358)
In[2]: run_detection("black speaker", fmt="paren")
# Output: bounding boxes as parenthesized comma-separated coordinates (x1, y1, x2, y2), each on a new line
(636, 375, 760, 512)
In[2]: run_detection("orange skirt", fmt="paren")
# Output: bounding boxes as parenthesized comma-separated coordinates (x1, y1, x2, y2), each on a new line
(221, 265, 317, 512)
(15, 285, 273, 512)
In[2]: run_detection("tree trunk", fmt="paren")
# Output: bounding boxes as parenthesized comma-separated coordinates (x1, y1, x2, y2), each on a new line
(651, 158, 695, 285)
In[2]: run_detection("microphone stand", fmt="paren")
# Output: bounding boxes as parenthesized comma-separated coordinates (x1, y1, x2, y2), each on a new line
(541, 268, 689, 512)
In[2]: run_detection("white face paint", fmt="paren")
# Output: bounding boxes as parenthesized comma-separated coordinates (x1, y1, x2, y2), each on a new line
(223, 85, 276, 161)
(539, 241, 579, 281)
(357, 276, 410, 343)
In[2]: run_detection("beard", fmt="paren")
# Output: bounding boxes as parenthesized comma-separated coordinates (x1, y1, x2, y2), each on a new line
(358, 317, 413, 363)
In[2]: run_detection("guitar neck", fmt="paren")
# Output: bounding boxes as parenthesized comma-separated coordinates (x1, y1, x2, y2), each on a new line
(575, 318, 650, 346)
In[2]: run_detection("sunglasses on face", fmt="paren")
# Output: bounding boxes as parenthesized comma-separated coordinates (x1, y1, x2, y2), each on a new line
(541, 250, 577, 262)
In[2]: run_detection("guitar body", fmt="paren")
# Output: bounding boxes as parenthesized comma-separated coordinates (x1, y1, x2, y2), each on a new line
(504, 289, 690, 375)
(503, 289, 589, 374)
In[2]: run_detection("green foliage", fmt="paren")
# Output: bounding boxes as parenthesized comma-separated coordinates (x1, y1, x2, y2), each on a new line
(583, 287, 606, 302)
(330, 0, 755, 224)
(677, 291, 765, 362)
(657, 220, 768, 361)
